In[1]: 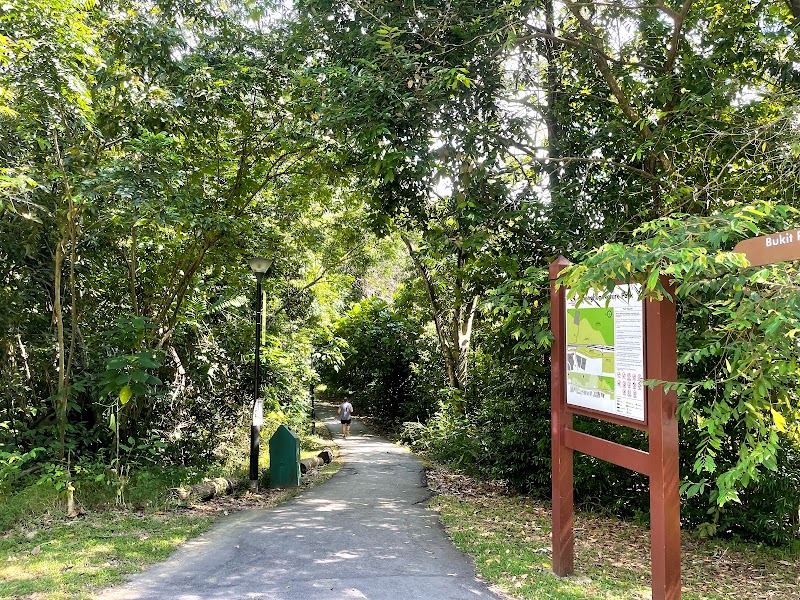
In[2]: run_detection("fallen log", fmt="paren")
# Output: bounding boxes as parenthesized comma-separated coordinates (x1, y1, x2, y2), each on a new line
(174, 477, 239, 502)
(317, 449, 334, 464)
(300, 457, 324, 474)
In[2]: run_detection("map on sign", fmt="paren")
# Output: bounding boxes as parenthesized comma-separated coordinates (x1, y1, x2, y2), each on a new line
(565, 285, 645, 422)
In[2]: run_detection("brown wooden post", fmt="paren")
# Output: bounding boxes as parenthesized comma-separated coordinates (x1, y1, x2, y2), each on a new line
(550, 256, 574, 576)
(645, 278, 681, 600)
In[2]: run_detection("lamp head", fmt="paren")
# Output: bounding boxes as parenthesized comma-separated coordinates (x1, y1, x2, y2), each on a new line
(247, 256, 274, 276)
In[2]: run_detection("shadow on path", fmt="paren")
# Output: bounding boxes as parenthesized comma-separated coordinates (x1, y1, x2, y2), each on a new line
(97, 403, 503, 600)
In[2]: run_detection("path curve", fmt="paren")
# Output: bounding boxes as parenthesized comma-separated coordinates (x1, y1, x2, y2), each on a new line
(98, 404, 503, 600)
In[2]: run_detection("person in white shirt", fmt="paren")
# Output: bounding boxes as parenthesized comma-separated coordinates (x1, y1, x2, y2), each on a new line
(337, 400, 354, 438)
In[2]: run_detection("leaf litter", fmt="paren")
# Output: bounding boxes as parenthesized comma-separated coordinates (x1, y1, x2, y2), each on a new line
(426, 465, 799, 600)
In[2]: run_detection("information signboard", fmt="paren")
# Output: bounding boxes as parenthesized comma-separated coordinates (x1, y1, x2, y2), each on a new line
(565, 285, 645, 422)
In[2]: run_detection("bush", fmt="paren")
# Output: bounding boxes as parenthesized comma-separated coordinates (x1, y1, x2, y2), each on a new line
(405, 310, 800, 545)
(0, 446, 43, 499)
(414, 404, 481, 470)
(397, 421, 426, 447)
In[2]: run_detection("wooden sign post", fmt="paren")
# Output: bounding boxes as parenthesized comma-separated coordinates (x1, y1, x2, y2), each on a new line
(550, 256, 680, 600)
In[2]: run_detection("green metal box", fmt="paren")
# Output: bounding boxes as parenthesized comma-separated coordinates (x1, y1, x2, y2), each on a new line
(269, 424, 300, 488)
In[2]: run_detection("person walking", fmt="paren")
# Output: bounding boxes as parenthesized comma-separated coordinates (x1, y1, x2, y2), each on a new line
(338, 399, 354, 438)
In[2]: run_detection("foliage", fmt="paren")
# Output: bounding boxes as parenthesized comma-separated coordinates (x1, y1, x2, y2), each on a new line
(3, 0, 800, 549)
(315, 296, 437, 425)
(0, 0, 378, 484)
(294, 0, 800, 544)
(0, 481, 62, 534)
(0, 446, 43, 498)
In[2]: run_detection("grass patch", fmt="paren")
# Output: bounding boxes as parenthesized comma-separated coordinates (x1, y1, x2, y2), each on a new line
(0, 510, 213, 599)
(0, 483, 62, 533)
(0, 426, 341, 599)
(428, 468, 800, 600)
(432, 495, 642, 599)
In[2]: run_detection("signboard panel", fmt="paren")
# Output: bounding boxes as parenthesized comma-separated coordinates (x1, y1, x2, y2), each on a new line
(565, 285, 645, 422)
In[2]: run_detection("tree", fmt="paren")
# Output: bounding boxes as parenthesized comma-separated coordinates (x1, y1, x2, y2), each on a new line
(315, 297, 429, 424)
(293, 0, 547, 397)
(0, 0, 379, 470)
(294, 0, 800, 535)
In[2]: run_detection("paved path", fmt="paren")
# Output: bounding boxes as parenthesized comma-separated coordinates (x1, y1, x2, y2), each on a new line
(98, 404, 503, 600)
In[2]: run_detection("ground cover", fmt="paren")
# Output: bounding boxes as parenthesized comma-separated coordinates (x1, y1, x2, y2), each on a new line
(0, 428, 340, 600)
(427, 467, 800, 600)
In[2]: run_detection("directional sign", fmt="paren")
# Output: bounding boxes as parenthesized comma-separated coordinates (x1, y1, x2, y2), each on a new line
(734, 229, 800, 267)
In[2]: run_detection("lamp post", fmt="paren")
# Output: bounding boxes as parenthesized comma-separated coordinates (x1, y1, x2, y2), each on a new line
(310, 382, 316, 435)
(247, 256, 274, 491)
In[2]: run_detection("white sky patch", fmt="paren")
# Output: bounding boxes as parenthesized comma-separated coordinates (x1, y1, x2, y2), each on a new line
(734, 85, 764, 106)
(608, 15, 638, 55)
(433, 175, 453, 199)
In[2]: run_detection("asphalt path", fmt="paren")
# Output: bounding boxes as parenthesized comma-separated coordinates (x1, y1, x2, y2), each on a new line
(98, 403, 503, 600)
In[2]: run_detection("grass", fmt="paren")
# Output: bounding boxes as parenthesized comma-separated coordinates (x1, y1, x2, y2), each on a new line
(427, 468, 800, 600)
(0, 424, 340, 600)
(0, 510, 212, 600)
(432, 495, 642, 599)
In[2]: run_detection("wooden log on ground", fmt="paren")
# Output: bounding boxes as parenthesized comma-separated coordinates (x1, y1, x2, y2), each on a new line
(174, 477, 238, 502)
(300, 457, 324, 474)
(317, 449, 334, 464)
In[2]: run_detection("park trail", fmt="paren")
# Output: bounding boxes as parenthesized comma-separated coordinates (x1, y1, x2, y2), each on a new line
(97, 402, 504, 600)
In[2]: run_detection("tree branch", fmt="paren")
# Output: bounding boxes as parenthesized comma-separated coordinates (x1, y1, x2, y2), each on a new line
(562, 0, 674, 175)
(664, 0, 694, 75)
(265, 243, 364, 325)
(400, 233, 459, 388)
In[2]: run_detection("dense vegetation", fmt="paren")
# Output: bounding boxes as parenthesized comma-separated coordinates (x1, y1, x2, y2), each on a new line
(2, 0, 799, 545)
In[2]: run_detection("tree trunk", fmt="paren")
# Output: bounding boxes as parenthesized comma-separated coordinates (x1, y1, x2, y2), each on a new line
(544, 0, 561, 190)
(788, 0, 800, 20)
(129, 223, 139, 315)
(53, 240, 68, 459)
(174, 477, 240, 502)
(401, 232, 480, 401)
(456, 295, 478, 388)
(401, 234, 461, 390)
(300, 457, 324, 474)
(52, 129, 81, 461)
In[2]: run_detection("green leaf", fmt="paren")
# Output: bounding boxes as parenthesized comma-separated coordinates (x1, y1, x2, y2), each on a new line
(119, 385, 132, 405)
(646, 269, 659, 290)
(134, 352, 160, 369)
(106, 357, 128, 370)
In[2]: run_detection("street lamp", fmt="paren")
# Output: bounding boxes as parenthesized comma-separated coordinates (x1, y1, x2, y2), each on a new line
(247, 256, 274, 491)
(310, 382, 316, 435)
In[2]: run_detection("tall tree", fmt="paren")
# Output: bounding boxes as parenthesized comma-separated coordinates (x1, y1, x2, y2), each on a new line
(293, 0, 544, 395)
(1, 0, 378, 463)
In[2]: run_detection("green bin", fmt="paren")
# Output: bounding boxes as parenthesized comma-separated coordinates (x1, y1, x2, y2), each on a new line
(269, 424, 300, 488)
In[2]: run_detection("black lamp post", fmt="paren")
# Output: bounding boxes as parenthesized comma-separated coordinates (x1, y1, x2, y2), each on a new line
(247, 256, 274, 491)
(310, 382, 316, 435)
